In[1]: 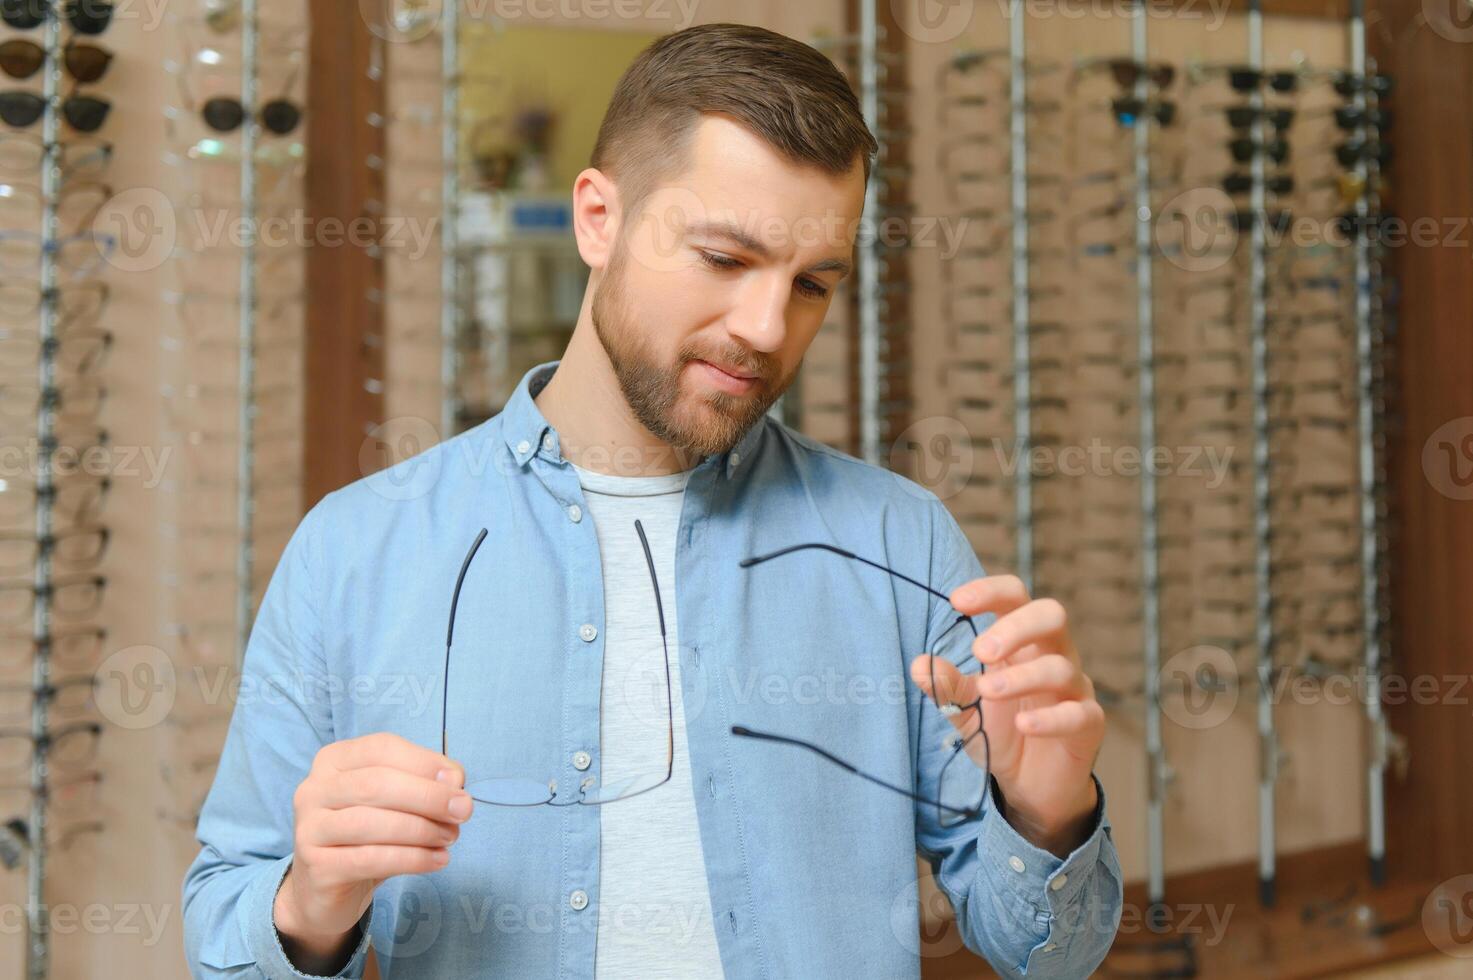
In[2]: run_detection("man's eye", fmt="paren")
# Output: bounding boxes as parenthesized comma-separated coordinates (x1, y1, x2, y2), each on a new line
(796, 278, 829, 299)
(697, 250, 741, 271)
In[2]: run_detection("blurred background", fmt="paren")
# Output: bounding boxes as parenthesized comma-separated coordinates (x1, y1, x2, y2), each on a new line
(0, 0, 1469, 977)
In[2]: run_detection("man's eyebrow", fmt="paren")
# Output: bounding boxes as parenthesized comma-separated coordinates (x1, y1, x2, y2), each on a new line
(687, 220, 853, 280)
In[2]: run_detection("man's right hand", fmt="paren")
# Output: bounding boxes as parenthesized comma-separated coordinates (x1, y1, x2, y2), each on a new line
(273, 732, 474, 970)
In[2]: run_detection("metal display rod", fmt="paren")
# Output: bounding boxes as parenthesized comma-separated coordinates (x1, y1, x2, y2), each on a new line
(1348, 0, 1388, 888)
(441, 0, 462, 437)
(236, 0, 260, 668)
(857, 0, 881, 465)
(1009, 0, 1035, 595)
(25, 6, 63, 976)
(1129, 0, 1168, 913)
(1246, 0, 1280, 909)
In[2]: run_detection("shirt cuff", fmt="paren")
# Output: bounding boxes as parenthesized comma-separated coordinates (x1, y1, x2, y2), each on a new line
(244, 853, 375, 980)
(980, 772, 1108, 915)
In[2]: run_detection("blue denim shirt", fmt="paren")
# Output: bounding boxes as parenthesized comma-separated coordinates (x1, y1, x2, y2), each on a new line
(183, 359, 1123, 979)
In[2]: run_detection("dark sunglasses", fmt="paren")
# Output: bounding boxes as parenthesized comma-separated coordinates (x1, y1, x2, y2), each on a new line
(1222, 171, 1294, 195)
(1079, 57, 1174, 90)
(1335, 138, 1392, 168)
(1224, 105, 1293, 130)
(0, 91, 110, 133)
(201, 96, 303, 136)
(0, 0, 113, 34)
(1330, 71, 1392, 97)
(0, 40, 112, 83)
(1226, 66, 1298, 92)
(1110, 95, 1176, 127)
(1228, 136, 1289, 165)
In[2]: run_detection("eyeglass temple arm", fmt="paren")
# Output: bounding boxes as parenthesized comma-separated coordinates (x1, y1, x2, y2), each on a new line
(730, 724, 981, 820)
(739, 542, 954, 607)
(443, 527, 490, 759)
(633, 519, 675, 777)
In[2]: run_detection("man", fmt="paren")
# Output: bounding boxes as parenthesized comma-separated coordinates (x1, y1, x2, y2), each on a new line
(184, 22, 1122, 980)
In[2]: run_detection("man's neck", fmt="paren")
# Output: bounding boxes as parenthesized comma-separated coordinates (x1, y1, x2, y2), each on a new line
(534, 333, 703, 478)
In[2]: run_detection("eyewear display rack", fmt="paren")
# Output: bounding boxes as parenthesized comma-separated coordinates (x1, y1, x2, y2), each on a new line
(24, 9, 64, 979)
(918, 1, 1400, 975)
(812, 4, 913, 465)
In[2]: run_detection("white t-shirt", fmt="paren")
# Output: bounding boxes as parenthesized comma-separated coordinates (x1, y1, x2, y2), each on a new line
(569, 460, 726, 979)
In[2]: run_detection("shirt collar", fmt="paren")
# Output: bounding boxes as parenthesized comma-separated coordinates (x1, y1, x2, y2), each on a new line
(500, 358, 766, 479)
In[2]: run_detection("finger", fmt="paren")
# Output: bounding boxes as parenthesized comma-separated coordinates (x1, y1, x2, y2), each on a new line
(1015, 697, 1106, 739)
(973, 597, 1079, 665)
(910, 654, 983, 732)
(320, 766, 474, 824)
(305, 805, 462, 849)
(320, 732, 464, 784)
(979, 653, 1087, 702)
(949, 574, 1031, 619)
(309, 843, 450, 886)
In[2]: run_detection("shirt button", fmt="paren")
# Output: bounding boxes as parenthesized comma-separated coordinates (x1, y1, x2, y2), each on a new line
(567, 504, 582, 523)
(569, 889, 588, 911)
(579, 623, 598, 642)
(572, 751, 591, 771)
(730, 451, 741, 468)
(1050, 873, 1068, 891)
(1008, 855, 1026, 874)
(516, 440, 530, 455)
(542, 433, 555, 452)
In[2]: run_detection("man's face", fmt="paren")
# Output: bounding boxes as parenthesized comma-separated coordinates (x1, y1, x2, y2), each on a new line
(589, 114, 865, 460)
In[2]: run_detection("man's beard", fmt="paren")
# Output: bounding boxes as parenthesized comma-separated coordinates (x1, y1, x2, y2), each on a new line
(590, 247, 792, 462)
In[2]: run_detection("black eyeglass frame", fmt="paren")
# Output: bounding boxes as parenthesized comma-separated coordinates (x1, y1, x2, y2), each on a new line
(441, 521, 675, 808)
(730, 541, 993, 827)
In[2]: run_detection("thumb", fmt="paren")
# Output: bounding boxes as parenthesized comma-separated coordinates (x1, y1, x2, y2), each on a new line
(910, 653, 978, 725)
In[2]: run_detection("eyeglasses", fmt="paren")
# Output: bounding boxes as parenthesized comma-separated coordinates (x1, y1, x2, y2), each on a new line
(443, 522, 674, 807)
(0, 40, 112, 83)
(1074, 57, 1175, 91)
(200, 95, 303, 137)
(0, 0, 113, 34)
(0, 624, 106, 671)
(0, 91, 111, 133)
(0, 134, 111, 178)
(0, 719, 101, 770)
(730, 542, 991, 828)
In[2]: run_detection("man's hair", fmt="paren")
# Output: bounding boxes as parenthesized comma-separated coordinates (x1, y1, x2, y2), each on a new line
(590, 22, 877, 219)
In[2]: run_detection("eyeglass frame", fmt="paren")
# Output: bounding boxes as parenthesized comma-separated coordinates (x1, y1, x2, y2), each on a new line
(441, 521, 674, 808)
(729, 541, 992, 827)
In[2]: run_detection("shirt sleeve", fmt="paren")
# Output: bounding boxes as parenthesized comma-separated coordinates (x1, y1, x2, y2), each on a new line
(181, 499, 376, 979)
(910, 494, 1123, 979)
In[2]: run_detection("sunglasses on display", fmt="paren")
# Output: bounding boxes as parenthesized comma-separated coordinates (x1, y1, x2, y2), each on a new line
(1223, 105, 1294, 130)
(1075, 57, 1175, 90)
(200, 95, 303, 137)
(0, 40, 112, 84)
(0, 0, 113, 34)
(0, 92, 110, 133)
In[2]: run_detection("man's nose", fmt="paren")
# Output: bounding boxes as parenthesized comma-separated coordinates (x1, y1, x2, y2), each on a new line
(726, 274, 791, 354)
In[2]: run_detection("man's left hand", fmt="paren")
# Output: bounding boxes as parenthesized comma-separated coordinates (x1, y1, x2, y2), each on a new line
(910, 574, 1104, 858)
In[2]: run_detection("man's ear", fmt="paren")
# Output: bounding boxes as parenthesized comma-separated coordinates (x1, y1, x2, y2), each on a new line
(572, 167, 619, 272)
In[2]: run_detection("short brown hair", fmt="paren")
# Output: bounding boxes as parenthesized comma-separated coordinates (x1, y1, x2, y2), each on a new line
(590, 23, 876, 218)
